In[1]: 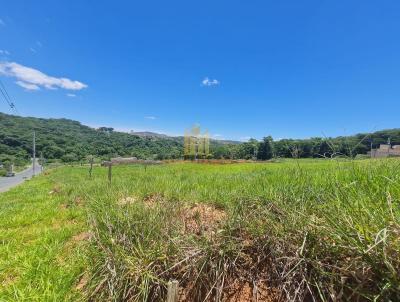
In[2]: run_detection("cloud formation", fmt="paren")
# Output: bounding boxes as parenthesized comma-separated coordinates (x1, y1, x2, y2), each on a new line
(201, 77, 220, 87)
(0, 61, 88, 91)
(66, 93, 76, 97)
(0, 19, 5, 26)
(16, 81, 40, 91)
(144, 116, 156, 120)
(0, 50, 10, 55)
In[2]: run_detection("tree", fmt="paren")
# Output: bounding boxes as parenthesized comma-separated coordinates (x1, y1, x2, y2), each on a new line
(257, 136, 273, 160)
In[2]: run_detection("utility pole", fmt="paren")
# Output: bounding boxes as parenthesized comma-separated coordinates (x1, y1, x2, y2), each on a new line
(32, 131, 36, 177)
(370, 140, 373, 158)
(40, 151, 44, 171)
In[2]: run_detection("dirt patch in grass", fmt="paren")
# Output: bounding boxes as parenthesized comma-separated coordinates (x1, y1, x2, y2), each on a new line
(49, 185, 61, 195)
(143, 193, 163, 207)
(74, 196, 85, 206)
(181, 203, 226, 237)
(223, 281, 280, 302)
(72, 232, 91, 242)
(1, 273, 17, 288)
(177, 277, 280, 302)
(118, 193, 164, 207)
(76, 272, 89, 291)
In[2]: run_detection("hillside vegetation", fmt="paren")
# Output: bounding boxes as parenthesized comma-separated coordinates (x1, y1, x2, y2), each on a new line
(1, 112, 400, 167)
(0, 112, 183, 165)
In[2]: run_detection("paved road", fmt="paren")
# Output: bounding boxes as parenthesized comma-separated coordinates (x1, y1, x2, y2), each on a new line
(0, 161, 42, 193)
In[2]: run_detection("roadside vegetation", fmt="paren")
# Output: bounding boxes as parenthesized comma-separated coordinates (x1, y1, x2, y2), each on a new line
(1, 158, 399, 301)
(0, 169, 87, 301)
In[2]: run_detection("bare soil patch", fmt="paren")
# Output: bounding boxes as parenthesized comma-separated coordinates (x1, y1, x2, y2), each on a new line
(181, 203, 226, 237)
(223, 281, 279, 302)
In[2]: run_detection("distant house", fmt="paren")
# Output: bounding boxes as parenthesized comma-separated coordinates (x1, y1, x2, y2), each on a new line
(368, 144, 400, 158)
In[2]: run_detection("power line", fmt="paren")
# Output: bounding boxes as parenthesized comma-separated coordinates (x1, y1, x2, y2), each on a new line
(0, 80, 19, 115)
(0, 79, 19, 115)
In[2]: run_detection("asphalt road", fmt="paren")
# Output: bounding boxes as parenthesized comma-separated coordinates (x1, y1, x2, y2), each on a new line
(0, 161, 42, 193)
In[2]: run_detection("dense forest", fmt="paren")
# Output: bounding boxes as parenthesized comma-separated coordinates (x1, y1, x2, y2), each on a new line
(1, 112, 400, 167)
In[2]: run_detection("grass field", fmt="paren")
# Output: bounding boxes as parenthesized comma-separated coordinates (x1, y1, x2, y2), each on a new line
(0, 159, 399, 301)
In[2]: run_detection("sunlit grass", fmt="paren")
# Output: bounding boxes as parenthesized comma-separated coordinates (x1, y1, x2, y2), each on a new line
(1, 159, 399, 301)
(0, 171, 87, 301)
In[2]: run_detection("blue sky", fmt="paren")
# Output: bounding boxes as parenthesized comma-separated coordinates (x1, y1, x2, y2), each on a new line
(0, 1, 400, 141)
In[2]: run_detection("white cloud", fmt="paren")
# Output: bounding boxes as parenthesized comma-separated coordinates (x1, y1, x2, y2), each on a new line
(30, 47, 36, 53)
(0, 50, 10, 55)
(0, 19, 5, 26)
(201, 77, 220, 87)
(36, 41, 42, 47)
(66, 93, 76, 97)
(16, 81, 40, 91)
(0, 61, 88, 91)
(144, 116, 157, 120)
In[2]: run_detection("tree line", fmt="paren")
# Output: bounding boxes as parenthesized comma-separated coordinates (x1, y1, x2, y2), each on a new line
(1, 112, 400, 167)
(213, 130, 400, 160)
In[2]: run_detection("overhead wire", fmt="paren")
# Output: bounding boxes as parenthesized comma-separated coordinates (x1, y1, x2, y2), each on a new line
(0, 79, 19, 115)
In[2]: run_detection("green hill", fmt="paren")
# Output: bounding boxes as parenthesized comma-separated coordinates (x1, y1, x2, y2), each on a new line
(1, 112, 400, 166)
(0, 112, 184, 165)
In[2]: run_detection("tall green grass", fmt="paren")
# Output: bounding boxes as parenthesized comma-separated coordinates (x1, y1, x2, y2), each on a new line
(78, 159, 399, 301)
(1, 159, 399, 301)
(0, 169, 87, 301)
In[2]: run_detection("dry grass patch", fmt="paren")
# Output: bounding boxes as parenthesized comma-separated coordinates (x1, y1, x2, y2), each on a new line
(71, 232, 91, 242)
(48, 185, 62, 195)
(117, 196, 137, 206)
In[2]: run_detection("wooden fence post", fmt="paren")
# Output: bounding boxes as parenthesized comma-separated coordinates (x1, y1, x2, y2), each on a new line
(167, 280, 179, 302)
(108, 164, 112, 184)
(89, 157, 94, 178)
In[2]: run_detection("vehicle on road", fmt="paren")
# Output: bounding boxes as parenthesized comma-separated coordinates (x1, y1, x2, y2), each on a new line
(5, 172, 15, 177)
